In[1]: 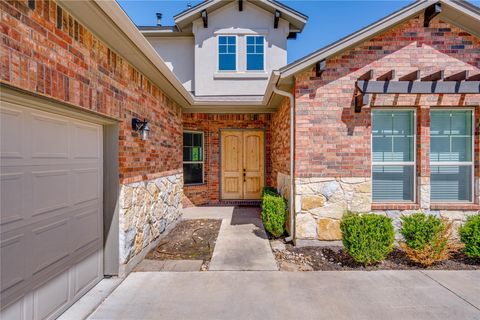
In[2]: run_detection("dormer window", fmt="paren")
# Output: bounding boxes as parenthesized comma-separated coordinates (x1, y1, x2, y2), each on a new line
(218, 36, 236, 71)
(246, 35, 265, 71)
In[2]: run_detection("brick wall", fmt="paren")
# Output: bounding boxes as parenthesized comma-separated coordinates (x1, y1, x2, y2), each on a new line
(182, 113, 271, 205)
(295, 15, 480, 180)
(293, 14, 480, 242)
(271, 96, 290, 188)
(0, 0, 183, 184)
(1, 0, 184, 264)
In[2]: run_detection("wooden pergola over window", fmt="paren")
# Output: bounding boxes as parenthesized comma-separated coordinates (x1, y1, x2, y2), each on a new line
(354, 69, 480, 112)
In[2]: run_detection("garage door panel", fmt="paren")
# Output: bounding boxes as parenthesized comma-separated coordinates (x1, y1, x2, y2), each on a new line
(73, 208, 101, 252)
(1, 102, 103, 319)
(73, 168, 100, 205)
(31, 113, 69, 159)
(1, 106, 24, 159)
(31, 219, 70, 275)
(72, 123, 102, 159)
(33, 271, 70, 320)
(73, 251, 102, 297)
(32, 170, 69, 217)
(2, 296, 26, 320)
(1, 234, 26, 292)
(1, 172, 25, 225)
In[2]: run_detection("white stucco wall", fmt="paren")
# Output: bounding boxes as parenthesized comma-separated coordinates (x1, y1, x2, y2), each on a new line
(192, 1, 289, 96)
(147, 37, 195, 92)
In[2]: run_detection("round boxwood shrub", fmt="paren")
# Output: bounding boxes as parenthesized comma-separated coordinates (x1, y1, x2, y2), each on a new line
(459, 214, 480, 259)
(400, 213, 458, 266)
(261, 187, 287, 238)
(340, 213, 395, 265)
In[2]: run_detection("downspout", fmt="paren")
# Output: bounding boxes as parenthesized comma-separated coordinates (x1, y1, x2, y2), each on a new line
(272, 85, 295, 243)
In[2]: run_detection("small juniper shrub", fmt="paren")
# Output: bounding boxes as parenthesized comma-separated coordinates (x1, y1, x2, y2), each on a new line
(340, 213, 395, 266)
(459, 214, 480, 259)
(261, 187, 287, 238)
(400, 213, 461, 267)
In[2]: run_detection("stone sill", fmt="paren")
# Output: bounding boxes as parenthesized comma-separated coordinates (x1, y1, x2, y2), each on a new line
(184, 183, 207, 188)
(430, 203, 480, 211)
(371, 203, 420, 210)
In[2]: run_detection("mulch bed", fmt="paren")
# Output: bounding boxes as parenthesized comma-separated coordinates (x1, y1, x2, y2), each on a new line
(146, 219, 222, 262)
(274, 243, 480, 271)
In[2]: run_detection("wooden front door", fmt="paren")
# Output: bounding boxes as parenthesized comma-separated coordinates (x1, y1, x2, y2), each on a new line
(221, 130, 264, 200)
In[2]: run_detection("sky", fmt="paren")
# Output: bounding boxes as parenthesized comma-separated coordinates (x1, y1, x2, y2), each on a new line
(118, 0, 480, 63)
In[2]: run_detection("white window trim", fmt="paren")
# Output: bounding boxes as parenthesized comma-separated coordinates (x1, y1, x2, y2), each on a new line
(217, 35, 237, 72)
(430, 108, 475, 203)
(183, 130, 205, 185)
(245, 35, 266, 72)
(371, 108, 417, 203)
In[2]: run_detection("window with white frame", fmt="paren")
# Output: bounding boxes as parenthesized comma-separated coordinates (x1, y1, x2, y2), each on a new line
(183, 132, 204, 184)
(246, 35, 264, 71)
(218, 36, 236, 71)
(372, 110, 416, 202)
(430, 110, 473, 202)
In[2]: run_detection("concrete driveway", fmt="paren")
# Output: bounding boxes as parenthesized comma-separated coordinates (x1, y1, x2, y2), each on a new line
(89, 270, 480, 320)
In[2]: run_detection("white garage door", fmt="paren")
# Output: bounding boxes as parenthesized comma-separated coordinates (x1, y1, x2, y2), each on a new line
(1, 102, 103, 320)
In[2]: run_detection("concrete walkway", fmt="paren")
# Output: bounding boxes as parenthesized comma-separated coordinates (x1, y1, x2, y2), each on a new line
(89, 270, 480, 320)
(183, 206, 278, 271)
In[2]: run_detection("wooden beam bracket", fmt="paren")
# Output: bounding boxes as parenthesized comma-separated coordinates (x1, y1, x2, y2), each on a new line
(201, 10, 208, 28)
(424, 2, 442, 27)
(354, 92, 369, 113)
(239, 0, 243, 11)
(444, 70, 468, 82)
(356, 80, 479, 94)
(358, 70, 373, 81)
(421, 70, 444, 82)
(287, 32, 297, 39)
(274, 10, 281, 29)
(377, 70, 395, 81)
(399, 70, 420, 81)
(315, 60, 326, 78)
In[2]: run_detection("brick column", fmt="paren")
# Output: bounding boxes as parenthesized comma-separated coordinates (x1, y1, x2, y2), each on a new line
(417, 106, 430, 209)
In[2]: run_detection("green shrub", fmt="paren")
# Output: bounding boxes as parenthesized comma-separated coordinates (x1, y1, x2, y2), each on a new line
(340, 213, 395, 265)
(459, 214, 480, 259)
(400, 213, 444, 250)
(261, 187, 287, 238)
(400, 213, 458, 266)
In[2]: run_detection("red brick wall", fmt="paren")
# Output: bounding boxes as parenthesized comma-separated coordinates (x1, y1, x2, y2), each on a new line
(0, 0, 183, 184)
(182, 113, 271, 205)
(271, 97, 290, 187)
(294, 15, 480, 182)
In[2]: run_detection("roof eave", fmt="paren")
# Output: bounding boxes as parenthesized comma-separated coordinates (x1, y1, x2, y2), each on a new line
(279, 0, 480, 80)
(174, 0, 307, 32)
(66, 0, 195, 107)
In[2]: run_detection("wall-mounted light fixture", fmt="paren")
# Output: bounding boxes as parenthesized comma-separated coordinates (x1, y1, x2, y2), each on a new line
(132, 118, 150, 141)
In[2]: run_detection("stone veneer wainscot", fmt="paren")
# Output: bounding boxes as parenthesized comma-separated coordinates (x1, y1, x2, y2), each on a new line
(119, 173, 183, 264)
